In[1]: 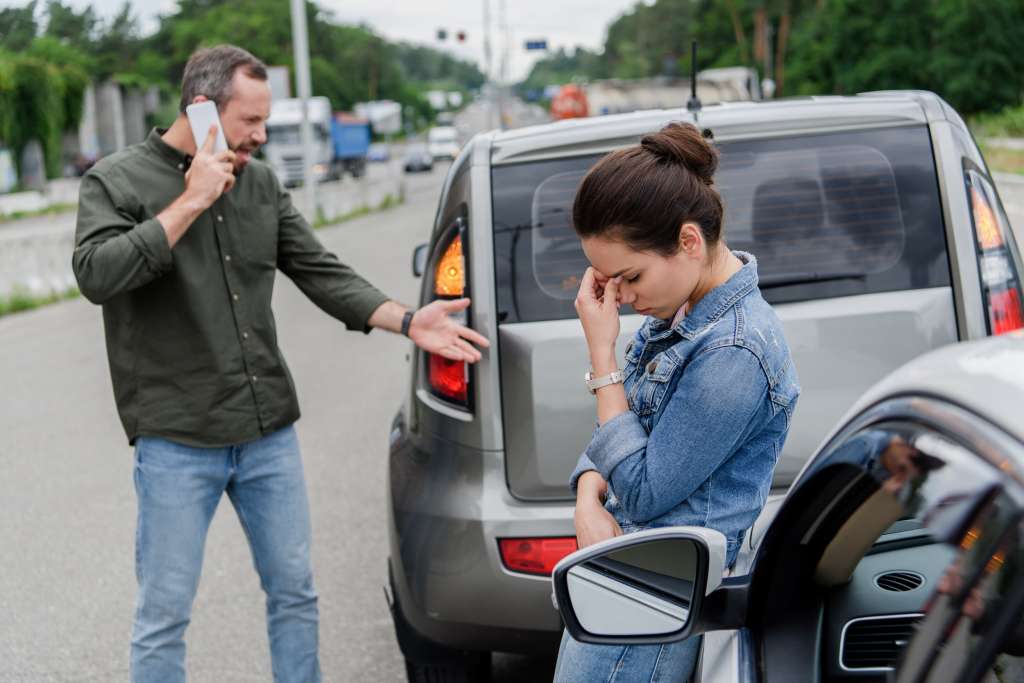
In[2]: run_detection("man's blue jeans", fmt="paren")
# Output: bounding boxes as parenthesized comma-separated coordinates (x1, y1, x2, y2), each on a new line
(130, 425, 320, 682)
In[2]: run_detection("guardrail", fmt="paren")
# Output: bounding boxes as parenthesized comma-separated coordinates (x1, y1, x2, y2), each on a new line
(0, 166, 404, 300)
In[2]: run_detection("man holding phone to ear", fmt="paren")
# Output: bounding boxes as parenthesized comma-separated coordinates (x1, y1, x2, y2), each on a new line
(72, 44, 488, 683)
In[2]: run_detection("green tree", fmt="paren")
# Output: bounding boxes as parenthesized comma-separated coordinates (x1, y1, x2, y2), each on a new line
(43, 0, 97, 47)
(929, 0, 1024, 115)
(0, 1, 38, 52)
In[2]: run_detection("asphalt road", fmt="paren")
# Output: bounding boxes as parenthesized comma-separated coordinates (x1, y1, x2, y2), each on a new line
(0, 162, 556, 682)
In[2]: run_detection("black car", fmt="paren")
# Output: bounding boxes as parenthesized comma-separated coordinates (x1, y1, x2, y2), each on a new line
(403, 144, 434, 173)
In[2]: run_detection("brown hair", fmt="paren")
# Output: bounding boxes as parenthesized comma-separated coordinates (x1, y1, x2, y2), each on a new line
(179, 45, 268, 113)
(572, 122, 724, 255)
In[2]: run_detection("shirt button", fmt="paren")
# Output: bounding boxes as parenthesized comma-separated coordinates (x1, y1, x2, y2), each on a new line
(177, 163, 184, 170)
(224, 254, 232, 262)
(217, 215, 224, 222)
(647, 360, 659, 374)
(251, 375, 258, 383)
(232, 293, 239, 301)
(242, 331, 249, 339)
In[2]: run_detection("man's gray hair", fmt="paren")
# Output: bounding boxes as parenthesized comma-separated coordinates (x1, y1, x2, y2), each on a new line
(179, 45, 268, 113)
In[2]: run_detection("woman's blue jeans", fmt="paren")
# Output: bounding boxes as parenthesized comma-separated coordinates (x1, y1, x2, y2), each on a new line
(129, 425, 320, 683)
(553, 629, 701, 683)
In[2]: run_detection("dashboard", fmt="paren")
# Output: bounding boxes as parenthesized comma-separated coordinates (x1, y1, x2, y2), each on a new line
(823, 523, 955, 681)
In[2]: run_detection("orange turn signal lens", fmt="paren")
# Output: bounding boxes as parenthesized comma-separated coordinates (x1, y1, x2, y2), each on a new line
(434, 235, 465, 297)
(971, 187, 1003, 251)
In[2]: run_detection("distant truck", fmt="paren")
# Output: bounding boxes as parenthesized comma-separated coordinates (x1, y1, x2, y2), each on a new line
(550, 68, 764, 120)
(264, 96, 369, 186)
(330, 113, 369, 179)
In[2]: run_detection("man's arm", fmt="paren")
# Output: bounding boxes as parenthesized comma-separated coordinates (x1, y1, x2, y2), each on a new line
(72, 172, 175, 304)
(158, 127, 236, 248)
(275, 179, 489, 361)
(72, 126, 236, 304)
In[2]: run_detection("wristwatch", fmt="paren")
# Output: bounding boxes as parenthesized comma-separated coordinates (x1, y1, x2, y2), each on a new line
(400, 310, 416, 338)
(585, 369, 625, 394)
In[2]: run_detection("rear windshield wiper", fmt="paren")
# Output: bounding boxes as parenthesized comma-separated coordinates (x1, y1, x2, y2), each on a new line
(759, 270, 867, 289)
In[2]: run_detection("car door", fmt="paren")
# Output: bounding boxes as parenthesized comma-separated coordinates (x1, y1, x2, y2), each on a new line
(743, 394, 1024, 683)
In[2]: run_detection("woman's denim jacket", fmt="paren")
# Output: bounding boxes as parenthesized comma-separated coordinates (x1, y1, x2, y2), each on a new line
(570, 252, 800, 567)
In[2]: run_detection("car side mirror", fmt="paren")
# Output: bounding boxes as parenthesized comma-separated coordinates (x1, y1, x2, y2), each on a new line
(412, 243, 429, 278)
(552, 527, 738, 645)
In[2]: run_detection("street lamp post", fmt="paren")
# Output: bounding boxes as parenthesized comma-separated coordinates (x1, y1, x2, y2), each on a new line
(290, 0, 318, 220)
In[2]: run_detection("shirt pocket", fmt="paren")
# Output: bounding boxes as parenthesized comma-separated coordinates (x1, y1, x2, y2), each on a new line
(236, 203, 278, 267)
(627, 352, 679, 417)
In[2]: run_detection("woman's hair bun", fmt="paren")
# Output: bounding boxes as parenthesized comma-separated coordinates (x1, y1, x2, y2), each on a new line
(640, 122, 718, 186)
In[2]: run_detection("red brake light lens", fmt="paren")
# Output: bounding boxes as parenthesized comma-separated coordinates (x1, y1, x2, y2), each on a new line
(989, 288, 1024, 336)
(498, 537, 579, 576)
(967, 171, 1024, 336)
(428, 354, 468, 403)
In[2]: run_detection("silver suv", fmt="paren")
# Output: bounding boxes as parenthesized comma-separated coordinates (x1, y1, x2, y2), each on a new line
(385, 90, 1024, 681)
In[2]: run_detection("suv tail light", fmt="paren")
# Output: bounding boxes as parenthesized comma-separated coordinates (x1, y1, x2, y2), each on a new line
(425, 222, 472, 407)
(498, 537, 578, 576)
(966, 170, 1024, 335)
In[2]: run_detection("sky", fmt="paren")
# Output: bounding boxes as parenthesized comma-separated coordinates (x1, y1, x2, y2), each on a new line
(3, 0, 643, 82)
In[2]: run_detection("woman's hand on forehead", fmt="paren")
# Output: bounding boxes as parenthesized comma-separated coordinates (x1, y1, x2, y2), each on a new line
(591, 269, 611, 301)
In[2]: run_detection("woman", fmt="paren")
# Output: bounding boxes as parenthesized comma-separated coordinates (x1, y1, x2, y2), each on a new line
(553, 122, 800, 682)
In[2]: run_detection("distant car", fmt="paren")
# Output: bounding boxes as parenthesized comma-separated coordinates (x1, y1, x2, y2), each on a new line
(553, 332, 1024, 683)
(387, 91, 1024, 681)
(403, 144, 433, 173)
(367, 143, 390, 163)
(427, 126, 459, 161)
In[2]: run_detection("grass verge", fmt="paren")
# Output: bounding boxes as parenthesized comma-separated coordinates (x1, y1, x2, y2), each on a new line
(313, 191, 405, 230)
(0, 202, 77, 224)
(970, 105, 1024, 139)
(0, 286, 80, 319)
(979, 143, 1024, 176)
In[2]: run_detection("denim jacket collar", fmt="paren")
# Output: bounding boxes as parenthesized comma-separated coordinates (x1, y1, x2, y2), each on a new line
(645, 250, 759, 342)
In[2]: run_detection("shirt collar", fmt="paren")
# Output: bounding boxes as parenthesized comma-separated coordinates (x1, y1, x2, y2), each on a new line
(145, 128, 193, 171)
(646, 250, 759, 340)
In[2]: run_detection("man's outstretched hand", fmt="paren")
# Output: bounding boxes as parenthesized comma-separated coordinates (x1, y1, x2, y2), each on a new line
(408, 298, 490, 363)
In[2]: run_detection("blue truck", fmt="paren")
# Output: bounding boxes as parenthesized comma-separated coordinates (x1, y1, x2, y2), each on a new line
(330, 113, 370, 179)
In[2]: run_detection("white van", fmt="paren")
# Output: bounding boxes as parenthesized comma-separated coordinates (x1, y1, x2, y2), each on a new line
(426, 126, 459, 161)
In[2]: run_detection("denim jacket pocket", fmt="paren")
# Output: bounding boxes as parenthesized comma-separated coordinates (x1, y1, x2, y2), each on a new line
(628, 353, 679, 416)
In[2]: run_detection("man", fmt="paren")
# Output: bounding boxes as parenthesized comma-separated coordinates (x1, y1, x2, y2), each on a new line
(72, 45, 488, 682)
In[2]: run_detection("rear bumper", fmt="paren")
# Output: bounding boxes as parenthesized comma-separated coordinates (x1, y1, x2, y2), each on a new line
(387, 425, 573, 655)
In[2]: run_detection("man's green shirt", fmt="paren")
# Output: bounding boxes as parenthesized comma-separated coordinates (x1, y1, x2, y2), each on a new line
(73, 129, 389, 447)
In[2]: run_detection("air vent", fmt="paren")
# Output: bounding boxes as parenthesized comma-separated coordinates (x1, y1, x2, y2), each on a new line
(841, 614, 922, 671)
(875, 571, 925, 592)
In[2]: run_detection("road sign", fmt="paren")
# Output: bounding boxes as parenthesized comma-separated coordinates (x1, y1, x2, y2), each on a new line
(524, 39, 547, 51)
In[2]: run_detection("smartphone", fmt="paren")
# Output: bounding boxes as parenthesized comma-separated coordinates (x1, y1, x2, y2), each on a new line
(185, 100, 228, 154)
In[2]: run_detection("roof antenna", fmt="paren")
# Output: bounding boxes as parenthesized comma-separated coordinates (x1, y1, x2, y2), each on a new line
(687, 39, 702, 116)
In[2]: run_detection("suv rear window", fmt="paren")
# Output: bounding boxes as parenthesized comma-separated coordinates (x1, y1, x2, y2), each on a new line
(492, 125, 949, 324)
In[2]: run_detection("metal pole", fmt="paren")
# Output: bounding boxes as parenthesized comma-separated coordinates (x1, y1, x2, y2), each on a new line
(483, 0, 494, 130)
(290, 0, 318, 220)
(497, 0, 507, 130)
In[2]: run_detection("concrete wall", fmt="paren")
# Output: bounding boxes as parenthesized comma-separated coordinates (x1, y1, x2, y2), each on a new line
(95, 81, 126, 156)
(122, 88, 147, 146)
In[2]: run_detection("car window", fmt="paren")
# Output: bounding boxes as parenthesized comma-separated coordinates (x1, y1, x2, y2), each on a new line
(787, 412, 1024, 682)
(492, 125, 949, 324)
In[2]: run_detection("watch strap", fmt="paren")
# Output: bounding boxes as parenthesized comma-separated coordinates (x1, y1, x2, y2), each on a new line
(400, 310, 415, 338)
(585, 369, 625, 394)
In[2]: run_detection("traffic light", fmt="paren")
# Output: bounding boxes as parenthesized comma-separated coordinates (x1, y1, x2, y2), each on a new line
(436, 28, 447, 41)
(456, 30, 466, 43)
